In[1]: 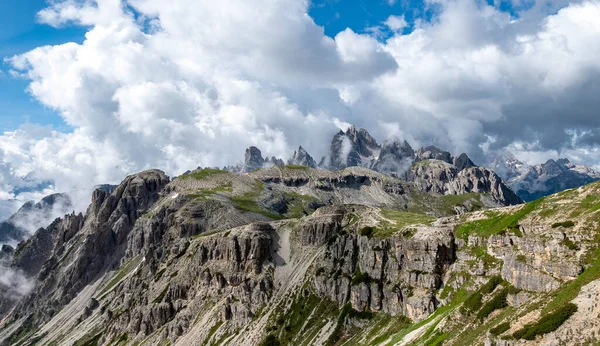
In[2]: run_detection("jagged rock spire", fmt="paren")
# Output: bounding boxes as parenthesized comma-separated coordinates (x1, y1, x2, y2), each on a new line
(372, 139, 415, 174)
(329, 126, 380, 169)
(243, 146, 265, 172)
(288, 146, 317, 168)
(453, 153, 475, 171)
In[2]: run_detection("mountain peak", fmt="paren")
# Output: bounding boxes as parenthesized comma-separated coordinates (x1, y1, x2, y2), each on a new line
(415, 146, 453, 164)
(329, 127, 380, 169)
(288, 146, 317, 168)
(243, 146, 265, 172)
(372, 139, 415, 174)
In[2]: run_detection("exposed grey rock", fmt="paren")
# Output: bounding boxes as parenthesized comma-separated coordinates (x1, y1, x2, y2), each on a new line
(288, 146, 317, 168)
(243, 146, 265, 172)
(312, 217, 455, 321)
(0, 193, 72, 244)
(409, 160, 522, 206)
(264, 156, 284, 167)
(10, 170, 169, 326)
(489, 152, 600, 202)
(453, 153, 475, 171)
(329, 126, 380, 169)
(372, 139, 415, 175)
(501, 254, 560, 292)
(415, 146, 453, 164)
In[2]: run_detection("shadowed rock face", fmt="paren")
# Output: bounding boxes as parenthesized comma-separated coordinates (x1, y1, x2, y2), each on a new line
(415, 146, 454, 164)
(6, 170, 169, 326)
(372, 140, 415, 175)
(454, 153, 475, 171)
(329, 126, 381, 169)
(243, 146, 265, 172)
(288, 146, 317, 168)
(0, 193, 72, 244)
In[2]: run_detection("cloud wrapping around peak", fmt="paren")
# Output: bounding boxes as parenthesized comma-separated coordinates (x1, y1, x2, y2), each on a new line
(1, 0, 600, 219)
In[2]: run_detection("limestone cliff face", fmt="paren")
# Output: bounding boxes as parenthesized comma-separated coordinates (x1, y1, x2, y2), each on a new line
(309, 214, 456, 321)
(7, 170, 169, 327)
(410, 160, 523, 205)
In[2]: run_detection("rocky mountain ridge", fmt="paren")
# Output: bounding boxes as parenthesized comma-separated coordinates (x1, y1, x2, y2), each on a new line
(489, 151, 600, 201)
(0, 161, 598, 345)
(0, 193, 72, 245)
(222, 126, 598, 204)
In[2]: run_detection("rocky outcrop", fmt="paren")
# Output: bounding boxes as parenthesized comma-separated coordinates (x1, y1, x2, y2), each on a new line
(264, 156, 284, 167)
(410, 160, 522, 205)
(1, 165, 597, 346)
(288, 146, 317, 168)
(372, 139, 415, 175)
(454, 153, 475, 171)
(328, 126, 381, 169)
(415, 146, 453, 164)
(10, 170, 169, 326)
(0, 245, 13, 263)
(243, 146, 265, 172)
(0, 193, 72, 244)
(311, 217, 456, 321)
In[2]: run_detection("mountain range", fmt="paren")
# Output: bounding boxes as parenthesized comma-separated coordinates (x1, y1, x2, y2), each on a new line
(1, 126, 600, 345)
(0, 193, 72, 245)
(224, 126, 599, 203)
(489, 151, 600, 201)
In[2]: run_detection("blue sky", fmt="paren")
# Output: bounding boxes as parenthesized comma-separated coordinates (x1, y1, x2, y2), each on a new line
(309, 0, 435, 37)
(0, 0, 428, 132)
(0, 0, 85, 132)
(0, 0, 548, 133)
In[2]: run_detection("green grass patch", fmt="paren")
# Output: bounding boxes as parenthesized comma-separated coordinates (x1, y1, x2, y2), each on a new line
(562, 237, 578, 250)
(374, 209, 436, 237)
(351, 267, 371, 285)
(205, 320, 223, 344)
(552, 220, 575, 228)
(74, 332, 103, 346)
(477, 288, 509, 321)
(460, 276, 504, 316)
(180, 168, 229, 180)
(469, 248, 501, 269)
(265, 291, 339, 346)
(456, 199, 542, 239)
(460, 292, 483, 315)
(542, 246, 600, 314)
(259, 335, 281, 346)
(359, 226, 374, 238)
(387, 289, 469, 345)
(580, 194, 600, 212)
(282, 165, 310, 170)
(490, 322, 510, 336)
(480, 276, 504, 294)
(283, 192, 319, 218)
(424, 331, 447, 346)
(230, 183, 282, 219)
(153, 284, 170, 304)
(513, 303, 577, 340)
(188, 183, 233, 200)
(440, 193, 483, 210)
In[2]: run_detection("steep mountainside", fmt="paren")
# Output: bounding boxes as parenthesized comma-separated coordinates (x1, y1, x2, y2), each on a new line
(489, 152, 600, 201)
(2, 163, 599, 346)
(0, 193, 72, 245)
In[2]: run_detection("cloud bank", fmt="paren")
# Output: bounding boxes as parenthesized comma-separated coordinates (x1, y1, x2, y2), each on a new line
(1, 0, 600, 219)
